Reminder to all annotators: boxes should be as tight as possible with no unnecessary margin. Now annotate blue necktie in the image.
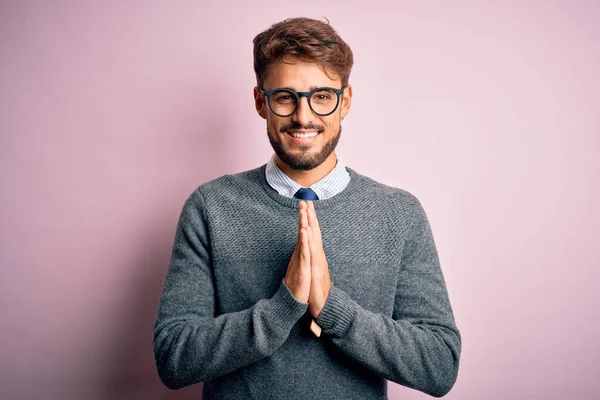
[294,188,319,200]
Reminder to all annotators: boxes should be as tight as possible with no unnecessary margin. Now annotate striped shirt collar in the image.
[265,153,351,200]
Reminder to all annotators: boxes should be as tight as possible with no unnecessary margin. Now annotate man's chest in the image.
[206,210,406,317]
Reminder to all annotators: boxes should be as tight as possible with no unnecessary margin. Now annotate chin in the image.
[279,148,332,171]
[267,126,341,171]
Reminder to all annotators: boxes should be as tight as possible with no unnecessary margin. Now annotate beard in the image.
[267,125,342,171]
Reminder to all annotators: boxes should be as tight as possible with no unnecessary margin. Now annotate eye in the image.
[273,92,296,103]
[312,90,334,102]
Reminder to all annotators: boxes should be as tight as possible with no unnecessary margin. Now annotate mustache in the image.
[280,123,324,133]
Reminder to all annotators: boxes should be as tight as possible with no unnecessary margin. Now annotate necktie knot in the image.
[294,188,319,200]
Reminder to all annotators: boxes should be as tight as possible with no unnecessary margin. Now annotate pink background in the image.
[1,1,599,399]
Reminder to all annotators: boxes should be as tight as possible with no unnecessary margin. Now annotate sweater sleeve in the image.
[153,190,308,390]
[315,197,461,397]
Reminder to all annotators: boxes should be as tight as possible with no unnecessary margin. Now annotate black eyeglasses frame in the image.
[260,86,346,117]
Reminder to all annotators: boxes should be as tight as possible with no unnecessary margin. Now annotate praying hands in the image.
[284,200,331,320]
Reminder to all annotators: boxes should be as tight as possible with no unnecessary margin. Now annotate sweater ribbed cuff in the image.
[263,280,309,330]
[316,286,357,338]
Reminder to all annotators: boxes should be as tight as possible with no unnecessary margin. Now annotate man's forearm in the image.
[316,286,461,397]
[154,280,307,389]
[154,190,308,389]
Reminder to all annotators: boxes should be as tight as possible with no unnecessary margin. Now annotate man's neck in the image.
[275,153,338,187]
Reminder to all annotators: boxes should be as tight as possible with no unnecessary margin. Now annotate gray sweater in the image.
[154,165,461,399]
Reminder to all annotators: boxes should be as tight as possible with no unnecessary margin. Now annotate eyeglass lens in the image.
[269,89,339,116]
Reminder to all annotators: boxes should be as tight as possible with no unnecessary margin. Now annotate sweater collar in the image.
[265,153,351,200]
[258,163,365,210]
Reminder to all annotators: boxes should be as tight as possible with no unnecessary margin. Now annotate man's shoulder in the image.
[186,164,266,202]
[348,167,421,207]
[348,168,430,228]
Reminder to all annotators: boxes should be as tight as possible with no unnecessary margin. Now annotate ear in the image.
[253,87,267,120]
[340,84,353,119]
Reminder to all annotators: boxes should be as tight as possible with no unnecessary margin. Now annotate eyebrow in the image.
[278,86,323,92]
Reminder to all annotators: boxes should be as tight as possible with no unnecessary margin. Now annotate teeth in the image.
[289,131,319,138]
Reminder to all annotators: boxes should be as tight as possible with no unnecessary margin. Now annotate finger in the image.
[298,201,305,229]
[306,225,321,271]
[300,206,309,230]
[307,201,322,241]
[296,201,306,245]
[298,200,306,211]
[299,228,311,268]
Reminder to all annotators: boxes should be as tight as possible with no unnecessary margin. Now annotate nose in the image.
[292,96,314,126]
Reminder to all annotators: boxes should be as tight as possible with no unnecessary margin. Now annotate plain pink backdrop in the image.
[1,1,599,399]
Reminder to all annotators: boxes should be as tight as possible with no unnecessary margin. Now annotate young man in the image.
[154,17,461,399]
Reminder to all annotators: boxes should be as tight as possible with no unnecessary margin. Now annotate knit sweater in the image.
[153,165,461,399]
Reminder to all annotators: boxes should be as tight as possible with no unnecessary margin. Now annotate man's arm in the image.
[153,190,308,390]
[313,198,461,397]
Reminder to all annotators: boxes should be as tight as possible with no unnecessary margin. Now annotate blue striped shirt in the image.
[265,153,351,200]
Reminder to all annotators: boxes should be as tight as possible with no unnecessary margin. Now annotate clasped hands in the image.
[284,200,331,319]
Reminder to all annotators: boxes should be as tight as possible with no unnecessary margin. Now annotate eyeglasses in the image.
[260,87,345,118]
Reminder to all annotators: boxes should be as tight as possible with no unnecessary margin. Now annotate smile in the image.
[287,131,320,139]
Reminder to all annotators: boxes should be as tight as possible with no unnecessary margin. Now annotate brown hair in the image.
[253,17,354,88]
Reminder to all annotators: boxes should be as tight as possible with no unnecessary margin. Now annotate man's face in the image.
[254,61,352,171]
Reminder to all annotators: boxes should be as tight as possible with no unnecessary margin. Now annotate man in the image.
[154,17,461,399]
